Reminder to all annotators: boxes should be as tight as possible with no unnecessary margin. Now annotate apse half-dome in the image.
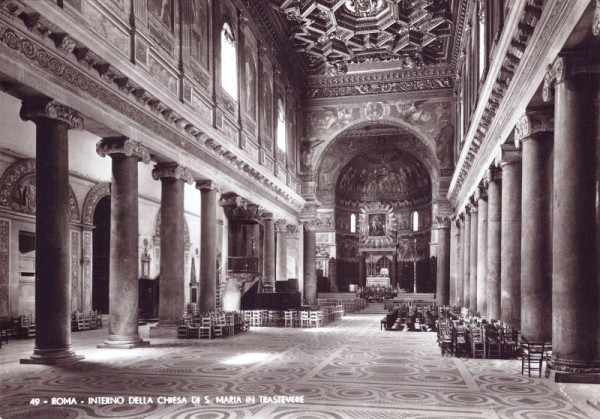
[336,149,431,203]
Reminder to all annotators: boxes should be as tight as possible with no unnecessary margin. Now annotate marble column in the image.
[436,216,451,305]
[263,214,275,287]
[476,187,488,316]
[485,167,502,321]
[469,201,479,312]
[275,219,287,282]
[303,221,318,305]
[500,145,522,328]
[96,138,151,349]
[20,99,84,364]
[462,212,471,308]
[455,217,464,307]
[198,181,218,312]
[544,55,600,374]
[358,252,366,288]
[516,110,553,343]
[153,164,193,326]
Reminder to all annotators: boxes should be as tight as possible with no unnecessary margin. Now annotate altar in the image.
[366,276,390,287]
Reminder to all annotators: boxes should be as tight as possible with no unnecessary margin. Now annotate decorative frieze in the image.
[152,164,194,184]
[96,137,151,164]
[20,98,84,129]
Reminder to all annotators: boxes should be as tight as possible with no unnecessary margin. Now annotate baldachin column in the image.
[20,99,84,364]
[97,138,151,349]
[515,110,553,343]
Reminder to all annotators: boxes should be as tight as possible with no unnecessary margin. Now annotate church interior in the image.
[0,0,599,417]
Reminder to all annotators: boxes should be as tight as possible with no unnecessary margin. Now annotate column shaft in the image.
[469,209,478,312]
[263,218,275,286]
[477,197,488,315]
[486,176,502,320]
[303,225,317,304]
[449,222,458,306]
[276,222,287,282]
[462,212,471,309]
[103,153,145,347]
[456,221,464,306]
[200,186,217,312]
[159,178,185,323]
[27,118,81,363]
[436,225,451,305]
[500,160,522,328]
[521,132,553,342]
[550,72,599,371]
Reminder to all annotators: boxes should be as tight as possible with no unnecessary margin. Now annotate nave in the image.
[0,307,598,419]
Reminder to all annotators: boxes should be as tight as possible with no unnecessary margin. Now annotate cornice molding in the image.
[20,98,84,129]
[96,137,151,164]
[0,2,305,215]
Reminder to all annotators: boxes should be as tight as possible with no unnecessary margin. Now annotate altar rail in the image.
[384,293,435,310]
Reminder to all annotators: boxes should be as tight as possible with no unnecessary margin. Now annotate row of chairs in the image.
[178,311,248,339]
[437,319,519,359]
[71,310,103,332]
[240,306,344,328]
[317,299,366,313]
[0,315,35,344]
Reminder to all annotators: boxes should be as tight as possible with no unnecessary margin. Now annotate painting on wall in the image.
[368,213,386,237]
[149,0,173,32]
[245,49,257,121]
[189,0,209,69]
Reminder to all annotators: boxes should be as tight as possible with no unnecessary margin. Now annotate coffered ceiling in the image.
[246,0,468,98]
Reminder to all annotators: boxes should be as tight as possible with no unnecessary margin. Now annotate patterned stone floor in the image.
[0,310,599,418]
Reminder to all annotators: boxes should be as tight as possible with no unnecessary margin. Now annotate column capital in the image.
[261,212,274,222]
[286,224,299,237]
[454,216,463,229]
[483,166,502,186]
[20,98,84,129]
[514,108,554,147]
[152,163,194,184]
[475,182,488,202]
[499,144,522,167]
[436,215,452,229]
[196,180,219,192]
[301,218,321,231]
[96,137,151,164]
[466,201,477,214]
[275,219,287,232]
[543,52,600,102]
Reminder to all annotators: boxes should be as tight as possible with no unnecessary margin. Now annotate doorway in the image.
[92,196,110,314]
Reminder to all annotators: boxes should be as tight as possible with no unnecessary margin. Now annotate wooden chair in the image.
[453,325,468,357]
[470,325,485,358]
[309,311,323,328]
[20,314,36,339]
[284,310,295,328]
[300,311,310,328]
[199,316,212,339]
[212,315,227,338]
[178,318,190,339]
[485,325,502,359]
[520,337,547,377]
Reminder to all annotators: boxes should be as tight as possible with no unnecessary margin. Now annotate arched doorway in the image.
[92,196,110,313]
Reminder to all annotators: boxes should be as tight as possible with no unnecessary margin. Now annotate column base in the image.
[20,347,84,365]
[97,336,150,349]
[546,358,600,383]
[148,325,178,339]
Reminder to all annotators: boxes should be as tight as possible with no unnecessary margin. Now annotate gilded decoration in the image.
[0,159,80,221]
[358,202,396,248]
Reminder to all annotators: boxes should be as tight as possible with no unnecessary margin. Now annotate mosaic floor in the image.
[1,307,599,419]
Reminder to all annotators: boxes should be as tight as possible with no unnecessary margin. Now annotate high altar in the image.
[366,256,392,287]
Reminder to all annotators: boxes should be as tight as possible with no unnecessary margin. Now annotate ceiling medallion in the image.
[344,0,385,17]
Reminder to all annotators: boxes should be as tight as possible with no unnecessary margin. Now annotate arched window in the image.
[220,21,238,100]
[350,214,356,233]
[411,211,419,232]
[276,98,286,152]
